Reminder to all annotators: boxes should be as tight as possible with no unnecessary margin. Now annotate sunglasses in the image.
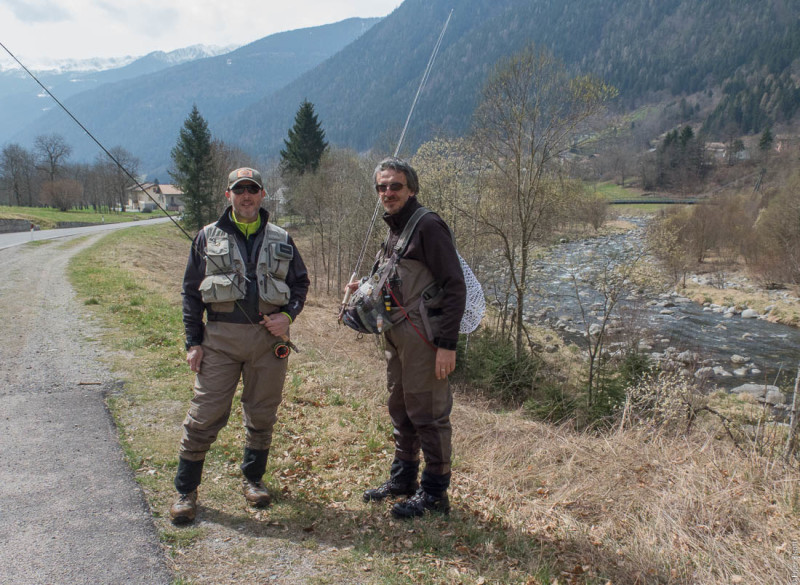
[375,182,406,194]
[231,184,261,195]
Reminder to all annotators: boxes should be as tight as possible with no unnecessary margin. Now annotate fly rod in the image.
[0,40,299,354]
[338,8,453,322]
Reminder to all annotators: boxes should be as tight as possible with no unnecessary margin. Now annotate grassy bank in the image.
[69,223,798,584]
[0,204,158,229]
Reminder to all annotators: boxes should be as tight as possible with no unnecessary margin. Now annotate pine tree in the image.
[759,126,774,152]
[280,100,328,176]
[170,105,215,231]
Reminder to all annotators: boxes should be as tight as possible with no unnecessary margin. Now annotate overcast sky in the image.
[0,0,400,69]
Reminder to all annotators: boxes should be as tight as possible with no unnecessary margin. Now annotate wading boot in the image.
[363,458,419,502]
[391,488,450,518]
[241,447,271,507]
[392,470,451,518]
[242,478,271,507]
[169,490,198,525]
[171,457,204,524]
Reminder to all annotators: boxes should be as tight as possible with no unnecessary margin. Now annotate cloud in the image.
[5,0,71,23]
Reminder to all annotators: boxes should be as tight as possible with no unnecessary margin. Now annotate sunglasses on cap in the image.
[375,182,406,194]
[231,184,261,195]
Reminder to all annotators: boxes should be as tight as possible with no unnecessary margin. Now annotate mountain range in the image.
[4,0,800,180]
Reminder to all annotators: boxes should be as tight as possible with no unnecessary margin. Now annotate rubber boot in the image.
[391,471,451,518]
[241,447,271,507]
[363,458,419,502]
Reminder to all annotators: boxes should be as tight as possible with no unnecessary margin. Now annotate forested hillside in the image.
[227,0,800,162]
[9,18,379,176]
[6,0,800,175]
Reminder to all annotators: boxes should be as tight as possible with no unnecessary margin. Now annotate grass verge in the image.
[68,223,799,584]
[0,204,164,228]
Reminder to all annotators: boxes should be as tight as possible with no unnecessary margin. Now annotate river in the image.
[515,217,800,392]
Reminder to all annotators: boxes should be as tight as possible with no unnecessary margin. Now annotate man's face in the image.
[376,169,414,215]
[225,181,264,222]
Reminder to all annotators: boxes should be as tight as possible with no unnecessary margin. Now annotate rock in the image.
[695,367,714,379]
[731,383,786,405]
[730,354,749,364]
[677,350,699,364]
[713,366,732,377]
[733,368,748,377]
[740,309,759,319]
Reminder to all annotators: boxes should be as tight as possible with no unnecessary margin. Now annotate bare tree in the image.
[94,147,140,212]
[0,143,36,206]
[569,246,645,405]
[289,148,375,295]
[41,179,82,211]
[470,45,616,356]
[34,134,72,184]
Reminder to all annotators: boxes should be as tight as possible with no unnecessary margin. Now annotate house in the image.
[127,182,184,212]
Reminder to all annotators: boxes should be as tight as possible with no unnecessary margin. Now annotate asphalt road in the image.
[0,227,172,584]
[0,215,174,250]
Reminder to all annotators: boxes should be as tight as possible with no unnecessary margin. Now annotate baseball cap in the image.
[228,167,263,190]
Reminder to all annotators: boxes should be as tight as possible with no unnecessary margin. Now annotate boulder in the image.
[731,383,786,405]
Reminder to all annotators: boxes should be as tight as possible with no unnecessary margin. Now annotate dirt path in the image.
[0,236,172,584]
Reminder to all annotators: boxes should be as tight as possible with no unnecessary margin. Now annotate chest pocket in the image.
[206,235,236,271]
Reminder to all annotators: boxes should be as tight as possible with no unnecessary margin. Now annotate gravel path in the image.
[0,235,172,584]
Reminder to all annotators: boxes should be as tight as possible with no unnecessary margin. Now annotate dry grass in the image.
[70,223,799,585]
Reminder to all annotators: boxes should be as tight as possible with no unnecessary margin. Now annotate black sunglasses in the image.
[375,182,406,194]
[231,184,261,195]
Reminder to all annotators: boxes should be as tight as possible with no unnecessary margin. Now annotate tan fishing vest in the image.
[199,222,292,308]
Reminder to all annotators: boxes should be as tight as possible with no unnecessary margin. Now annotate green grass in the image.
[0,204,162,229]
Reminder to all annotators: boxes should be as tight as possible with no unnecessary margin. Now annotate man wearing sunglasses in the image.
[355,157,466,518]
[169,167,309,524]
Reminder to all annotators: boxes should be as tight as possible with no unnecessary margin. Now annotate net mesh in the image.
[458,253,485,334]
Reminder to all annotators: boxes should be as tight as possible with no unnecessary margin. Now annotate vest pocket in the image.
[206,236,235,270]
[199,273,245,303]
[259,274,291,305]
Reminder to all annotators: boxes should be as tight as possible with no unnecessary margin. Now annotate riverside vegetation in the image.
[67,223,798,585]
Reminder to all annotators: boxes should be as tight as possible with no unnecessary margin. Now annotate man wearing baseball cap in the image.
[169,167,310,524]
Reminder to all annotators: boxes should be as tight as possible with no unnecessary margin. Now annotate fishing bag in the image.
[341,207,485,335]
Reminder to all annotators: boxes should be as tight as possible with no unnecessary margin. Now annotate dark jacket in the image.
[182,207,310,348]
[382,197,466,350]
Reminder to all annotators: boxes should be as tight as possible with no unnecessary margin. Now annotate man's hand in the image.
[186,345,204,373]
[435,348,456,380]
[260,312,291,337]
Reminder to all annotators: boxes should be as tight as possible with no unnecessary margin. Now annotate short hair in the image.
[373,157,419,195]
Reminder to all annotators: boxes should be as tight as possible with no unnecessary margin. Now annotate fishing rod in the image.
[0,40,299,356]
[337,8,453,322]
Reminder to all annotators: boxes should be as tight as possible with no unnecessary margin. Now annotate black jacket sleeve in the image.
[182,230,207,349]
[415,214,467,349]
[280,235,310,322]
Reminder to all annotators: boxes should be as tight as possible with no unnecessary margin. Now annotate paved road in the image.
[0,228,172,584]
[0,215,174,250]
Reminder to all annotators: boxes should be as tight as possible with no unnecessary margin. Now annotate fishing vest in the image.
[198,222,293,308]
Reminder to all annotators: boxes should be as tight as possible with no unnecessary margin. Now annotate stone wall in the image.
[0,219,35,234]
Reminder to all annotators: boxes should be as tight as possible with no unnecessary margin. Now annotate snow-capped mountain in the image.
[0,44,237,74]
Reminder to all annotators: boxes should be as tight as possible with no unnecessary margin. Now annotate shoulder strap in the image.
[393,207,432,257]
[264,222,288,244]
